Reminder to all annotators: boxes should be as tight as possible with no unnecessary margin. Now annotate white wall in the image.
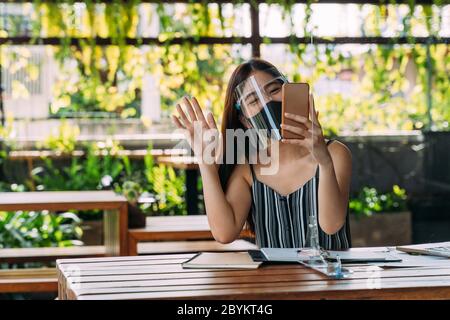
[3,46,56,120]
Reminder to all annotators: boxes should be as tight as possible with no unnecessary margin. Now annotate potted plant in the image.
[349,185,412,247]
[121,181,147,228]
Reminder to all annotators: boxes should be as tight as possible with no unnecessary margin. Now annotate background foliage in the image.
[349,185,408,218]
[0,2,447,131]
[0,210,83,248]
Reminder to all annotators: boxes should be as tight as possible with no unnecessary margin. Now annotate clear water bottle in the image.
[303,206,323,264]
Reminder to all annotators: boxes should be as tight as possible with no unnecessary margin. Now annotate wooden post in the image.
[104,204,129,256]
[250,3,261,58]
[127,233,138,256]
[27,157,35,190]
[425,39,433,130]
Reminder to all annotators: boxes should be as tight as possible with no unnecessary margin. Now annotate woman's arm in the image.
[317,141,352,234]
[280,94,352,235]
[200,164,252,243]
[173,96,252,243]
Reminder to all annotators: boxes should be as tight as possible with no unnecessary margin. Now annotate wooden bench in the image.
[0,268,57,293]
[0,246,105,264]
[128,215,254,256]
[0,191,129,256]
[0,190,129,294]
[0,246,107,294]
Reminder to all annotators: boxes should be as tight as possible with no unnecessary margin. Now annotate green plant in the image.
[32,141,126,191]
[29,140,131,220]
[121,181,142,205]
[142,149,186,215]
[149,164,186,216]
[349,185,408,218]
[0,210,83,249]
[35,121,80,154]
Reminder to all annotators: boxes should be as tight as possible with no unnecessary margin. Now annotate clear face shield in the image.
[234,67,288,148]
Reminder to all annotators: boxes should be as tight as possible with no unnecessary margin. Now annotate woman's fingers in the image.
[182,96,198,122]
[281,138,307,146]
[280,124,311,138]
[172,115,185,129]
[284,113,312,129]
[206,112,218,129]
[309,94,321,127]
[175,96,219,148]
[282,114,322,138]
[191,97,207,124]
[176,103,191,128]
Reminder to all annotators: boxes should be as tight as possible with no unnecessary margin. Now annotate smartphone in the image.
[281,83,310,139]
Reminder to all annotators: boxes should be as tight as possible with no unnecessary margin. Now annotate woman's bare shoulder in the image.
[327,139,352,160]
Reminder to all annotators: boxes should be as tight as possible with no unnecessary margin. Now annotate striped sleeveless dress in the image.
[249,140,351,250]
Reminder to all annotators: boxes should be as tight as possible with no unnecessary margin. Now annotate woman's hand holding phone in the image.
[281,94,332,166]
[172,96,221,167]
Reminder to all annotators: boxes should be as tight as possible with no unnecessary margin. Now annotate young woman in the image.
[172,58,352,250]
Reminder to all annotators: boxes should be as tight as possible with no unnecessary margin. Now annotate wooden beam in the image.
[0,36,448,46]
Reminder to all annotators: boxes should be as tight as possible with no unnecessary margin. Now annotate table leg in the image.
[186,169,200,215]
[56,266,65,300]
[104,204,129,256]
[128,234,138,256]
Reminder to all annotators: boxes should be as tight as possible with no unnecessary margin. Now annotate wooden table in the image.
[56,248,450,300]
[127,215,254,256]
[0,191,129,256]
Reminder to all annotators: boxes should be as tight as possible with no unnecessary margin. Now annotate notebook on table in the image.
[396,242,450,258]
[182,252,262,270]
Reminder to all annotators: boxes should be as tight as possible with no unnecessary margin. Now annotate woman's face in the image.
[255,70,284,102]
[238,70,284,127]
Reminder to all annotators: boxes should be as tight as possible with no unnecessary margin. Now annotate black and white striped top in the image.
[249,140,351,250]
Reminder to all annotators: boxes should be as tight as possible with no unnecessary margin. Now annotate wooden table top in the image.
[0,190,127,211]
[57,249,450,300]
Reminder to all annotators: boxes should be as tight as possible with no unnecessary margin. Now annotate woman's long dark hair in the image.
[218,58,284,235]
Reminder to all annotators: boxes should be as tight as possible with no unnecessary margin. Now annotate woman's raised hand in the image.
[280,94,332,166]
[172,96,221,165]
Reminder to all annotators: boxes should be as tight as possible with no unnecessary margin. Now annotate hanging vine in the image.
[0,0,447,132]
